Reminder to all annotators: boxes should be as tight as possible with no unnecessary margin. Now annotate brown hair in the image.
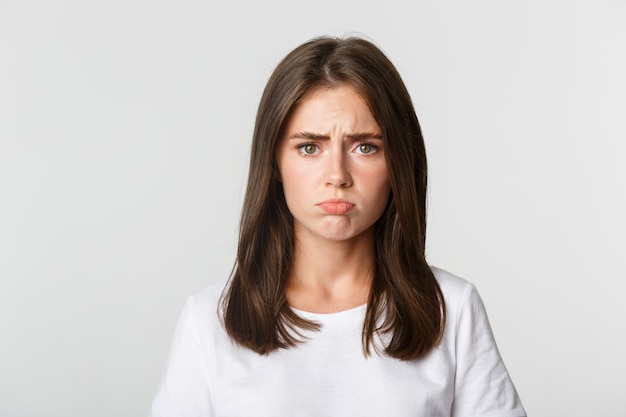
[221,36,445,360]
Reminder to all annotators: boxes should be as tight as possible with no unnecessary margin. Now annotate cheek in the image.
[278,154,322,188]
[281,179,301,204]
[364,165,391,199]
[279,163,313,206]
[374,184,391,213]
[372,174,392,217]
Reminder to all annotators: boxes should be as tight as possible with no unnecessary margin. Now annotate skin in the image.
[275,85,390,313]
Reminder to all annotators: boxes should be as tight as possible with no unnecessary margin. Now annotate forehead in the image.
[283,85,379,133]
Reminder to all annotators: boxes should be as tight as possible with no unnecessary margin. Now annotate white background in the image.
[1,0,625,416]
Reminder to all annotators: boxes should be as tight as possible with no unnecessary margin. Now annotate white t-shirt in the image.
[150,267,526,417]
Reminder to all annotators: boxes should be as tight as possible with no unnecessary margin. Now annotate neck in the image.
[286,226,376,313]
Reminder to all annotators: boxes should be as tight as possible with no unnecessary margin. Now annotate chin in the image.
[319,228,371,242]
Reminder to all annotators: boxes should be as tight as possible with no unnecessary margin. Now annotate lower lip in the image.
[319,202,355,215]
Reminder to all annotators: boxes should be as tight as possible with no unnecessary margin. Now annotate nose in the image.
[326,148,352,188]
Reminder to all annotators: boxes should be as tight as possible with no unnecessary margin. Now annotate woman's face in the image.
[275,85,390,244]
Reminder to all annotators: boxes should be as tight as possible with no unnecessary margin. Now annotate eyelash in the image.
[355,142,379,155]
[296,142,320,156]
[296,142,380,156]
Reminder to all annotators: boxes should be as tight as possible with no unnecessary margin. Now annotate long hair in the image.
[221,36,445,360]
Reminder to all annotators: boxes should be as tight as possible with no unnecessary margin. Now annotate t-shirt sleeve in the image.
[451,284,526,417]
[150,297,213,417]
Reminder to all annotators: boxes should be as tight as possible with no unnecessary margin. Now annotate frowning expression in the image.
[276,85,391,243]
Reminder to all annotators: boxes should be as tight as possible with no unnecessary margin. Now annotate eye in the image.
[356,143,378,155]
[298,143,319,156]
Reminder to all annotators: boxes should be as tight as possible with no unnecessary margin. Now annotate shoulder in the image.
[429,266,489,331]
[430,265,476,304]
[430,267,527,416]
[190,278,228,310]
[180,278,229,336]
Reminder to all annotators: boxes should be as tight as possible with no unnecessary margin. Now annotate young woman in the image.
[151,36,526,417]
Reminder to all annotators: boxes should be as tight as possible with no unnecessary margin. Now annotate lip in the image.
[318,198,355,215]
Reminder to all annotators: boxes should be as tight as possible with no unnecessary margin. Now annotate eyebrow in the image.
[287,131,383,140]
